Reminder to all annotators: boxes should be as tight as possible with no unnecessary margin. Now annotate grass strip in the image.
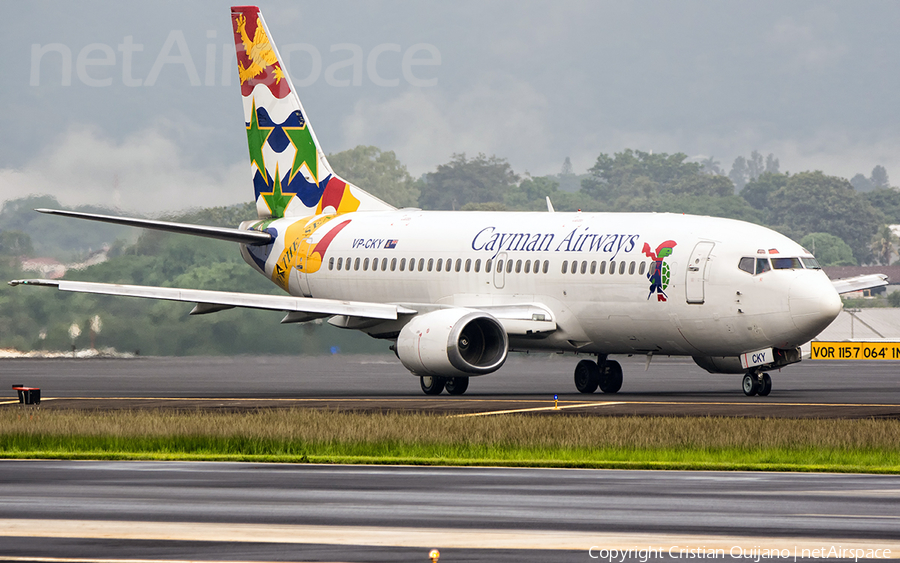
[0,409,897,473]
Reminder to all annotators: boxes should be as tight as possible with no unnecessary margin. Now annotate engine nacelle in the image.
[692,355,745,374]
[396,309,509,377]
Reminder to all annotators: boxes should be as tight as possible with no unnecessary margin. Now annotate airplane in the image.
[9,5,882,397]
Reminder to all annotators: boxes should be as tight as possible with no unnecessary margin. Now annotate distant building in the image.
[824,265,900,298]
[19,257,66,279]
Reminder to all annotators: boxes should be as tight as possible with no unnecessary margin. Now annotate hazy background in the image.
[2,0,898,213]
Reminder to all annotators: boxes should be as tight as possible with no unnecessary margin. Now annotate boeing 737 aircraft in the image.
[10,6,883,396]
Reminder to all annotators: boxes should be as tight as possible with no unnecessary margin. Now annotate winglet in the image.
[546,196,555,213]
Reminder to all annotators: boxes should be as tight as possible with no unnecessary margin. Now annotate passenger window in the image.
[590,261,597,274]
[561,260,568,274]
[399,258,406,271]
[456,258,462,272]
[436,258,442,271]
[619,261,626,274]
[382,258,388,271]
[475,259,482,272]
[363,258,369,270]
[524,260,531,274]
[639,261,646,275]
[738,257,754,274]
[542,260,549,274]
[609,260,616,274]
[354,257,361,271]
[506,260,513,274]
[391,258,397,271]
[336,257,343,270]
[329,257,334,270]
[628,261,635,275]
[465,258,471,273]
[772,257,803,270]
[446,259,452,272]
[485,259,492,273]
[756,258,771,274]
[515,260,522,273]
[801,257,821,269]
[581,261,587,274]
[599,261,606,274]
[418,258,425,272]
[497,260,504,273]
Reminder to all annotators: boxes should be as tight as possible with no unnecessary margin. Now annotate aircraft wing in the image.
[831,274,889,295]
[34,209,273,245]
[9,279,416,321]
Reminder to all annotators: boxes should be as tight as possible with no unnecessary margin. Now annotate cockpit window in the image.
[772,257,803,270]
[801,257,821,269]
[738,257,754,274]
[755,258,771,275]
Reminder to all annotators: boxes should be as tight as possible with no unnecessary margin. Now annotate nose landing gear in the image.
[742,371,772,396]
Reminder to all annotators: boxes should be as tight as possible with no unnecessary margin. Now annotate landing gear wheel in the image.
[742,373,760,396]
[420,375,446,395]
[599,360,623,394]
[445,377,469,395]
[758,373,772,396]
[574,360,600,393]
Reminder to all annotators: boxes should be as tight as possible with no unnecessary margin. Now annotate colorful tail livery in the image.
[232,5,393,219]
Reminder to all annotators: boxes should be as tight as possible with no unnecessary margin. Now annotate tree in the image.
[418,153,519,210]
[328,145,420,208]
[504,175,559,210]
[871,165,890,189]
[800,233,856,266]
[871,225,897,266]
[765,154,780,174]
[850,173,875,192]
[864,188,900,224]
[0,230,33,257]
[740,172,789,214]
[580,149,704,202]
[729,156,749,191]
[767,171,884,264]
[700,156,723,176]
[560,157,574,176]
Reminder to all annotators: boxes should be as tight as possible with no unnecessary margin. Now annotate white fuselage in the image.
[241,210,842,358]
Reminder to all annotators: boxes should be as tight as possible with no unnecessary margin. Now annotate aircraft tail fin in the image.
[231,6,394,219]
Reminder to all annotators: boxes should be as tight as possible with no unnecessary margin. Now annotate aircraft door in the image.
[685,241,714,304]
[493,252,507,289]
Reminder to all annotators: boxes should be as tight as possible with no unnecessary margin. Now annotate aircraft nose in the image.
[789,273,842,339]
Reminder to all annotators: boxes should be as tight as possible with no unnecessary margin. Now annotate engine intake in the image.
[396,309,508,377]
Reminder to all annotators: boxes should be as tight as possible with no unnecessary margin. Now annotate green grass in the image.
[0,409,898,473]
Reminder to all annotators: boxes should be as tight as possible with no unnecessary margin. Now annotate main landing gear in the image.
[420,375,469,396]
[742,372,772,397]
[574,357,623,394]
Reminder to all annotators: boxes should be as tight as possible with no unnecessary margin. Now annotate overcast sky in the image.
[1,0,898,213]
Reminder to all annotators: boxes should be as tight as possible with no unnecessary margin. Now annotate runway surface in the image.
[0,460,899,562]
[1,354,899,417]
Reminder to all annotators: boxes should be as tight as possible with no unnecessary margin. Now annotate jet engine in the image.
[396,309,509,377]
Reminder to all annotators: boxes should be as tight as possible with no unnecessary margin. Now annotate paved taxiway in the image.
[1,356,899,561]
[1,354,898,417]
[0,461,899,562]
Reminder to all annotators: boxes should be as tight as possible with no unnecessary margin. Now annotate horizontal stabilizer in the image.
[831,273,889,295]
[36,208,273,245]
[9,279,416,321]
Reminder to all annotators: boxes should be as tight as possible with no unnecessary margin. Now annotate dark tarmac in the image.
[2,353,898,418]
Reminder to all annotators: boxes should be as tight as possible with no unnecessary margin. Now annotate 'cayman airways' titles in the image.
[471,226,640,260]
